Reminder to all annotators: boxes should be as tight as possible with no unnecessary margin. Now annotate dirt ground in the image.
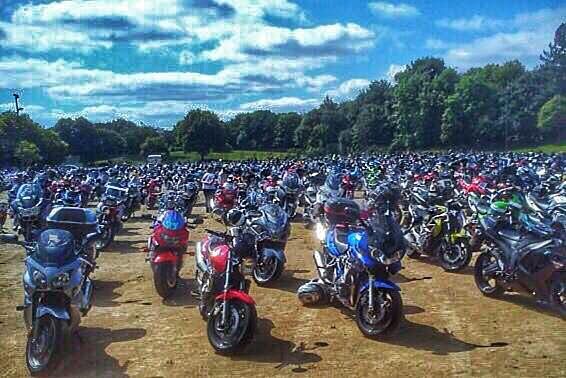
[0,196,564,377]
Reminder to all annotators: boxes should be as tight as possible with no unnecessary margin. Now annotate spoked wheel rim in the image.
[550,278,566,313]
[253,256,279,283]
[440,241,470,270]
[95,228,111,249]
[211,302,250,347]
[357,291,394,333]
[27,317,57,371]
[475,253,501,294]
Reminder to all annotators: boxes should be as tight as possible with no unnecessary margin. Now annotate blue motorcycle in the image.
[4,208,99,375]
[299,198,405,338]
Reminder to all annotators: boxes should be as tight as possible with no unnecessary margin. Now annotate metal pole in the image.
[13,93,23,116]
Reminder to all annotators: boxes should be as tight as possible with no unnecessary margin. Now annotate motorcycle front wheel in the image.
[207,300,256,355]
[474,252,504,297]
[95,227,114,251]
[153,263,177,299]
[355,289,403,339]
[252,256,283,286]
[438,239,472,272]
[549,272,566,317]
[26,315,63,376]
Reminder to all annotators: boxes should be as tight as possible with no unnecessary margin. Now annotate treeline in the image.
[175,23,564,156]
[1,24,564,166]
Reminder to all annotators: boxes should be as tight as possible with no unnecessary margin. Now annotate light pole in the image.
[13,93,24,116]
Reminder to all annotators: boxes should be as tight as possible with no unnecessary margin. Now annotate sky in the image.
[0,0,564,128]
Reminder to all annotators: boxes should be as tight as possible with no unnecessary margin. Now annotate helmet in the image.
[297,280,327,306]
[226,208,244,227]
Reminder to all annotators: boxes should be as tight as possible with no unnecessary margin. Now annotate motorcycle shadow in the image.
[104,240,146,254]
[266,269,311,294]
[393,272,433,284]
[55,326,147,377]
[93,280,125,308]
[232,318,327,373]
[491,293,563,319]
[341,304,508,355]
[161,278,198,308]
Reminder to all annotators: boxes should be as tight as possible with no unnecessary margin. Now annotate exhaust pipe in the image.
[195,242,208,274]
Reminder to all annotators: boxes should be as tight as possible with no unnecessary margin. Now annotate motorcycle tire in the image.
[355,289,403,339]
[153,263,177,299]
[549,272,566,317]
[474,252,504,297]
[252,257,283,286]
[207,300,256,355]
[26,315,63,377]
[438,239,472,272]
[95,227,114,252]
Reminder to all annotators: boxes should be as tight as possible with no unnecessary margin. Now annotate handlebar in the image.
[204,228,233,241]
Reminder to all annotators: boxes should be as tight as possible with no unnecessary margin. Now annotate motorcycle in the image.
[94,195,123,251]
[13,183,48,242]
[299,197,405,338]
[194,228,257,354]
[474,212,565,316]
[211,182,237,221]
[10,207,99,375]
[147,210,189,299]
[276,172,301,218]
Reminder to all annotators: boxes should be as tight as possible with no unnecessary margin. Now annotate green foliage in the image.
[174,109,226,159]
[537,95,566,141]
[140,135,169,156]
[14,140,41,166]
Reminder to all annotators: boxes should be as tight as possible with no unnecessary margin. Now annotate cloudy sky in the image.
[0,0,564,127]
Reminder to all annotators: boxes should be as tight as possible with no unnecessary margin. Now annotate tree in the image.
[140,135,169,156]
[274,113,302,149]
[175,109,226,159]
[537,95,566,141]
[14,140,41,166]
[541,23,566,94]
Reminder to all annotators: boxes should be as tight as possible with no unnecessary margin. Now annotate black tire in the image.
[95,227,114,251]
[356,289,403,339]
[153,263,177,299]
[252,256,284,286]
[207,300,256,355]
[549,272,566,317]
[474,252,504,297]
[26,315,63,376]
[438,239,472,272]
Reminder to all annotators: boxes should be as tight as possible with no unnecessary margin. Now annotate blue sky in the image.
[0,0,564,128]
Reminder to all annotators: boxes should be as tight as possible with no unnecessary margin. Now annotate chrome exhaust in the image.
[313,250,328,281]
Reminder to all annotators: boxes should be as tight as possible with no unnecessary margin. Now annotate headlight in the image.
[315,223,326,241]
[32,270,47,287]
[52,272,71,288]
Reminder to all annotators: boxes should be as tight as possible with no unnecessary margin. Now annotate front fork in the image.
[368,276,374,312]
[220,252,232,328]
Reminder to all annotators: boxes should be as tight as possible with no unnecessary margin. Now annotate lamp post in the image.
[13,93,24,116]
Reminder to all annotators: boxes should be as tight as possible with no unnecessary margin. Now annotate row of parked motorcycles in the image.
[0,152,564,375]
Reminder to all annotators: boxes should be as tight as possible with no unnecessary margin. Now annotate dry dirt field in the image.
[0,197,564,377]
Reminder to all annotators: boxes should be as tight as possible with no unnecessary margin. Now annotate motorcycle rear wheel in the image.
[153,263,177,299]
[356,289,402,339]
[26,315,63,376]
[474,252,504,297]
[207,300,256,355]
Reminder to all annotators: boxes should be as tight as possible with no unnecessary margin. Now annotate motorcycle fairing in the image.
[215,289,255,305]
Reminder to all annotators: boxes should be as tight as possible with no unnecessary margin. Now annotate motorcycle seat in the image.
[497,229,522,242]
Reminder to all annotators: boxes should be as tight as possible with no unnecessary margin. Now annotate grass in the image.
[169,149,294,161]
[512,142,566,153]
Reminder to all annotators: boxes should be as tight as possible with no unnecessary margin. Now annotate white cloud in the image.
[431,7,565,69]
[436,15,503,32]
[386,64,406,82]
[326,78,370,99]
[425,38,452,50]
[239,97,320,112]
[369,2,420,18]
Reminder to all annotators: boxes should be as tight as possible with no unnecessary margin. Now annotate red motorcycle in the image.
[195,229,256,354]
[341,174,355,199]
[211,182,237,219]
[147,210,189,298]
[144,179,161,210]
